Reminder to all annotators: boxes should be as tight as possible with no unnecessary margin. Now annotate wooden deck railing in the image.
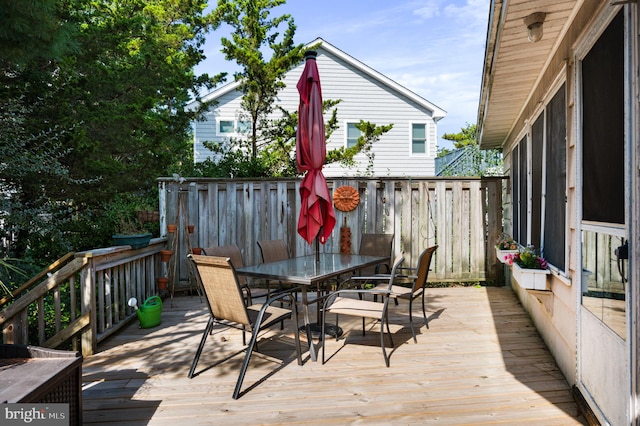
[0,239,166,356]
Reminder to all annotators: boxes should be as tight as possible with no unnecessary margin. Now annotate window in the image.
[544,84,566,270]
[346,123,360,148]
[412,123,427,154]
[510,83,567,271]
[531,114,544,249]
[581,11,624,225]
[237,120,251,135]
[518,135,528,246]
[218,119,252,136]
[512,143,521,242]
[218,120,234,135]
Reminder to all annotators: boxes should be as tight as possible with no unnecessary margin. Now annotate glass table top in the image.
[236,253,387,285]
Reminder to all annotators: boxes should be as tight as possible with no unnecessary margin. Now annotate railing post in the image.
[80,254,97,356]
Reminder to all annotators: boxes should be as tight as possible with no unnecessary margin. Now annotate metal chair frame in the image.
[188,255,302,399]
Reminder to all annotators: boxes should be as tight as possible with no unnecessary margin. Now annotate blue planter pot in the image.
[112,233,152,249]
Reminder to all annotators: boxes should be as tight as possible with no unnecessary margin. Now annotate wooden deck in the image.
[82,287,586,425]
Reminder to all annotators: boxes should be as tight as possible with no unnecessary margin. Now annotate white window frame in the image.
[217,118,235,136]
[410,122,428,156]
[217,118,252,137]
[345,122,361,148]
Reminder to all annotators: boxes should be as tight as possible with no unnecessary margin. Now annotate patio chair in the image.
[358,233,394,276]
[202,245,268,304]
[257,239,301,293]
[256,239,290,263]
[187,254,302,399]
[321,252,405,367]
[339,233,394,293]
[369,245,438,343]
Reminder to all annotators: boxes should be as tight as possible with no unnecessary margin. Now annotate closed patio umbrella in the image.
[296,51,336,260]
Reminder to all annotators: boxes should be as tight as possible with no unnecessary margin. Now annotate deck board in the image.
[82,287,586,425]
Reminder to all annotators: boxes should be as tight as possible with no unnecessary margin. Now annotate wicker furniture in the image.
[0,344,82,426]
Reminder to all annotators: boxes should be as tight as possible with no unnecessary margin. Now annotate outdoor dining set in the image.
[186,235,438,399]
[180,50,439,400]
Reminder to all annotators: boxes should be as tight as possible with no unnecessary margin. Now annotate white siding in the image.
[192,42,443,177]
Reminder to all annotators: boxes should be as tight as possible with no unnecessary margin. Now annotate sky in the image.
[193,0,490,151]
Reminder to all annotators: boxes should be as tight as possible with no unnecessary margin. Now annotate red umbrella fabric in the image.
[296,51,336,245]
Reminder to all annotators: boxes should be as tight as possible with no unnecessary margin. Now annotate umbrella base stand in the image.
[300,323,343,338]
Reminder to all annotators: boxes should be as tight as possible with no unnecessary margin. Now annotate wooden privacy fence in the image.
[160,177,506,289]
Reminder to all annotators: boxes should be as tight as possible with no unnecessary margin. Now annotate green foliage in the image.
[1,0,219,262]
[212,0,306,157]
[0,258,26,297]
[105,192,160,236]
[442,123,478,149]
[0,0,76,66]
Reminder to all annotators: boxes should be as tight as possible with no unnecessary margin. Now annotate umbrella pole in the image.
[315,234,320,263]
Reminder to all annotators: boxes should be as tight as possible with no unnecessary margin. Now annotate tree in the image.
[442,123,478,149]
[212,0,306,157]
[1,0,222,260]
[0,0,80,258]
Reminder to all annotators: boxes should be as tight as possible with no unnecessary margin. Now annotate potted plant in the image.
[495,234,519,263]
[157,277,169,291]
[160,249,173,262]
[506,246,550,290]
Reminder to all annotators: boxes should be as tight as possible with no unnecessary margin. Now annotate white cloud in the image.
[413,0,441,20]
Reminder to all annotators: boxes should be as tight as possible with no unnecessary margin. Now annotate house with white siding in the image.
[188,38,446,177]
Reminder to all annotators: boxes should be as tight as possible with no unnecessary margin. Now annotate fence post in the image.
[483,177,504,285]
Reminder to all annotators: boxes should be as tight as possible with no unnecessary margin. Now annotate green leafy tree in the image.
[0,0,80,258]
[1,0,222,260]
[442,123,478,148]
[212,0,306,157]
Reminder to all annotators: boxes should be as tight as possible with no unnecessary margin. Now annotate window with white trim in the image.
[411,123,427,154]
[346,122,360,148]
[217,118,252,136]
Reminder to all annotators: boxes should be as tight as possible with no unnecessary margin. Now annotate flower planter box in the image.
[512,262,550,290]
[495,246,518,264]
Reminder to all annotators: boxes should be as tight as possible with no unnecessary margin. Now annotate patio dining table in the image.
[236,253,388,362]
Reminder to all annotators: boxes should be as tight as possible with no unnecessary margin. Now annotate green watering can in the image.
[128,296,162,328]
